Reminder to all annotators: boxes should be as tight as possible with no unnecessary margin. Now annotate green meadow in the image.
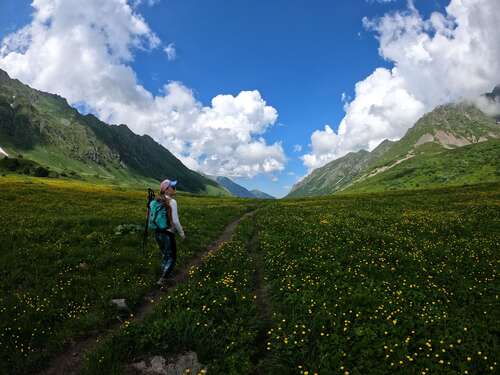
[1,176,499,374]
[0,176,258,374]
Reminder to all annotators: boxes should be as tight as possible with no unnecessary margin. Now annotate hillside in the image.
[0,68,223,194]
[288,99,500,197]
[343,139,500,193]
[288,139,394,198]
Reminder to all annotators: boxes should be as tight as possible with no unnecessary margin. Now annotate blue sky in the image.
[2,0,488,198]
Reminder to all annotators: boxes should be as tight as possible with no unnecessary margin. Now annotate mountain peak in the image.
[485,85,500,100]
[0,69,10,82]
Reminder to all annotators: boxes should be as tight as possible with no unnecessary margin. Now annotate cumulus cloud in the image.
[293,144,302,152]
[0,0,285,178]
[302,0,500,170]
[164,42,176,61]
[474,97,500,117]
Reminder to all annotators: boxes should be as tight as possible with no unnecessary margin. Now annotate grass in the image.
[82,218,261,374]
[0,175,258,374]
[346,139,500,193]
[2,176,499,374]
[259,183,500,374]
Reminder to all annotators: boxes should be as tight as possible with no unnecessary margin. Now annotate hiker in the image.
[154,179,185,286]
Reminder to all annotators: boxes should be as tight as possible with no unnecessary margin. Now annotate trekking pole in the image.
[142,188,155,255]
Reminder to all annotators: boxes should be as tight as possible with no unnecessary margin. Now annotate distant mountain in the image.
[205,175,274,199]
[288,140,393,198]
[250,189,275,199]
[207,176,255,198]
[0,68,225,194]
[287,94,500,198]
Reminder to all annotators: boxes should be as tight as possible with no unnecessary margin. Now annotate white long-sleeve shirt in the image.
[166,197,185,238]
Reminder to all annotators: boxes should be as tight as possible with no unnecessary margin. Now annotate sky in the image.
[0,0,499,197]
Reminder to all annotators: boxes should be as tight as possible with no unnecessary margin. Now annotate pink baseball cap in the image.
[160,179,177,193]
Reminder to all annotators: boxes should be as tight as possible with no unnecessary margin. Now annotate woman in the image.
[155,178,185,286]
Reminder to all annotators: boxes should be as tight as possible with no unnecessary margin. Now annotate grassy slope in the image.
[0,175,258,374]
[0,70,221,194]
[370,104,500,170]
[344,139,500,193]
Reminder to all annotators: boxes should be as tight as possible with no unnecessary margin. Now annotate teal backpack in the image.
[148,199,170,231]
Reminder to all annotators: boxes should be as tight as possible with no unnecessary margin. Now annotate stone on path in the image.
[130,352,206,374]
[110,298,129,311]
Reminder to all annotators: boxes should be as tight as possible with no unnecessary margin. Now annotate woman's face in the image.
[167,185,176,196]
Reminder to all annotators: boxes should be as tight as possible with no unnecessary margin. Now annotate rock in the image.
[131,361,147,371]
[110,298,129,311]
[129,352,206,375]
[150,356,166,373]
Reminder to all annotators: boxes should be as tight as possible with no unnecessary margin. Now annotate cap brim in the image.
[170,180,178,187]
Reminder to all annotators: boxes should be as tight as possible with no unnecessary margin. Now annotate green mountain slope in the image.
[0,68,222,193]
[288,99,500,198]
[343,139,500,193]
[369,103,500,170]
[287,139,394,198]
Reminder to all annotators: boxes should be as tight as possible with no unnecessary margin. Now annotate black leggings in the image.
[155,231,177,277]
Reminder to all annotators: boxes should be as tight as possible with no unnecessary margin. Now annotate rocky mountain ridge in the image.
[288,92,500,198]
[0,68,224,194]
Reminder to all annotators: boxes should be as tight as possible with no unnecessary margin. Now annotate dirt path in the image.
[39,209,257,375]
[248,228,275,375]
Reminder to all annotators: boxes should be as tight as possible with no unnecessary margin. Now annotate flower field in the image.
[0,176,257,374]
[258,183,499,374]
[1,176,499,374]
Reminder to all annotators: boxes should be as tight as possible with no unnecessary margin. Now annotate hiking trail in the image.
[248,227,275,375]
[40,209,257,375]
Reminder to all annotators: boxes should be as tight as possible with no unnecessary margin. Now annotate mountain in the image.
[250,189,275,199]
[206,175,274,199]
[0,68,225,194]
[287,139,394,198]
[208,176,254,198]
[343,139,500,193]
[287,97,500,198]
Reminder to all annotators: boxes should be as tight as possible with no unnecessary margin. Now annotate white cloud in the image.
[133,0,160,7]
[302,0,500,171]
[0,0,285,178]
[474,95,500,117]
[164,42,176,61]
[293,144,302,152]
